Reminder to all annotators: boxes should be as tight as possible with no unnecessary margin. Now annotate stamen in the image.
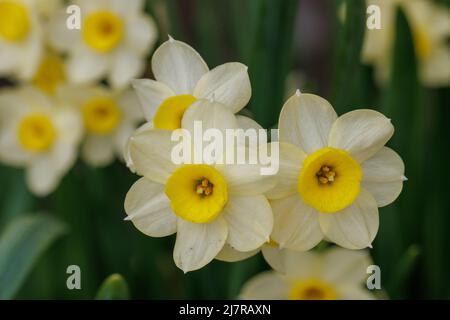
[195,178,214,197]
[316,165,336,185]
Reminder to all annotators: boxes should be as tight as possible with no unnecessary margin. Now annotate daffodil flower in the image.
[0,87,82,196]
[240,247,375,300]
[362,0,450,87]
[266,91,405,250]
[132,37,252,129]
[0,0,43,80]
[58,85,143,167]
[47,0,157,88]
[124,100,274,272]
[127,37,254,170]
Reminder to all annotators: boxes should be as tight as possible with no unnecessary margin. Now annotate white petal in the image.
[181,99,238,132]
[47,9,80,52]
[113,123,135,161]
[132,79,175,122]
[262,247,321,279]
[240,272,289,300]
[362,147,405,207]
[362,147,405,182]
[194,62,251,112]
[216,161,276,196]
[337,285,375,300]
[109,48,144,89]
[26,156,61,196]
[0,43,18,73]
[128,129,179,183]
[215,243,259,262]
[151,38,209,94]
[222,195,273,252]
[173,217,228,273]
[53,107,83,145]
[265,142,305,200]
[321,247,373,285]
[0,123,30,166]
[66,46,109,85]
[328,109,394,163]
[319,189,379,249]
[123,121,153,172]
[271,194,324,251]
[124,177,177,237]
[236,115,263,130]
[49,141,77,174]
[81,135,115,167]
[117,89,144,122]
[20,30,43,80]
[362,180,404,208]
[110,0,144,15]
[279,93,337,154]
[124,14,157,55]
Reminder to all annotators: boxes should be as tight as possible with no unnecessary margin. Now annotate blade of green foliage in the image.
[0,214,66,299]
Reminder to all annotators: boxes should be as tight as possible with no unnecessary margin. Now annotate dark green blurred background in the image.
[0,0,449,299]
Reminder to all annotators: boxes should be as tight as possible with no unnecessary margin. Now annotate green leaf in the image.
[95,274,130,300]
[386,245,421,298]
[330,0,367,112]
[0,214,66,299]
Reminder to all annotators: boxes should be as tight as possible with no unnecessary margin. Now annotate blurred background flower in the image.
[240,247,376,300]
[0,0,449,300]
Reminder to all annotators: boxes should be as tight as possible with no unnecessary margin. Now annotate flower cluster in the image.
[0,0,411,300]
[0,0,157,195]
[124,35,406,297]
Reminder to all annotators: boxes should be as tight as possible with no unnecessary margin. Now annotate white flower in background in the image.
[266,91,405,250]
[124,100,274,273]
[0,87,82,196]
[59,85,143,167]
[240,247,375,300]
[362,0,450,87]
[131,37,252,130]
[47,0,157,88]
[37,0,63,18]
[0,0,43,80]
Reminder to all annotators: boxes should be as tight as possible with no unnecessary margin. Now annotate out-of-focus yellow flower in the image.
[0,0,43,80]
[47,0,157,88]
[0,87,82,196]
[264,91,405,250]
[240,247,375,300]
[58,85,143,167]
[132,37,252,130]
[362,0,450,87]
[124,99,274,273]
[32,52,66,95]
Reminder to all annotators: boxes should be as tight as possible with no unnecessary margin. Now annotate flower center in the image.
[289,279,337,300]
[195,178,214,196]
[316,165,336,185]
[165,164,228,223]
[82,11,124,53]
[17,114,56,152]
[413,27,432,60]
[298,147,362,213]
[82,97,121,134]
[0,1,30,42]
[153,95,197,130]
[32,55,66,95]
